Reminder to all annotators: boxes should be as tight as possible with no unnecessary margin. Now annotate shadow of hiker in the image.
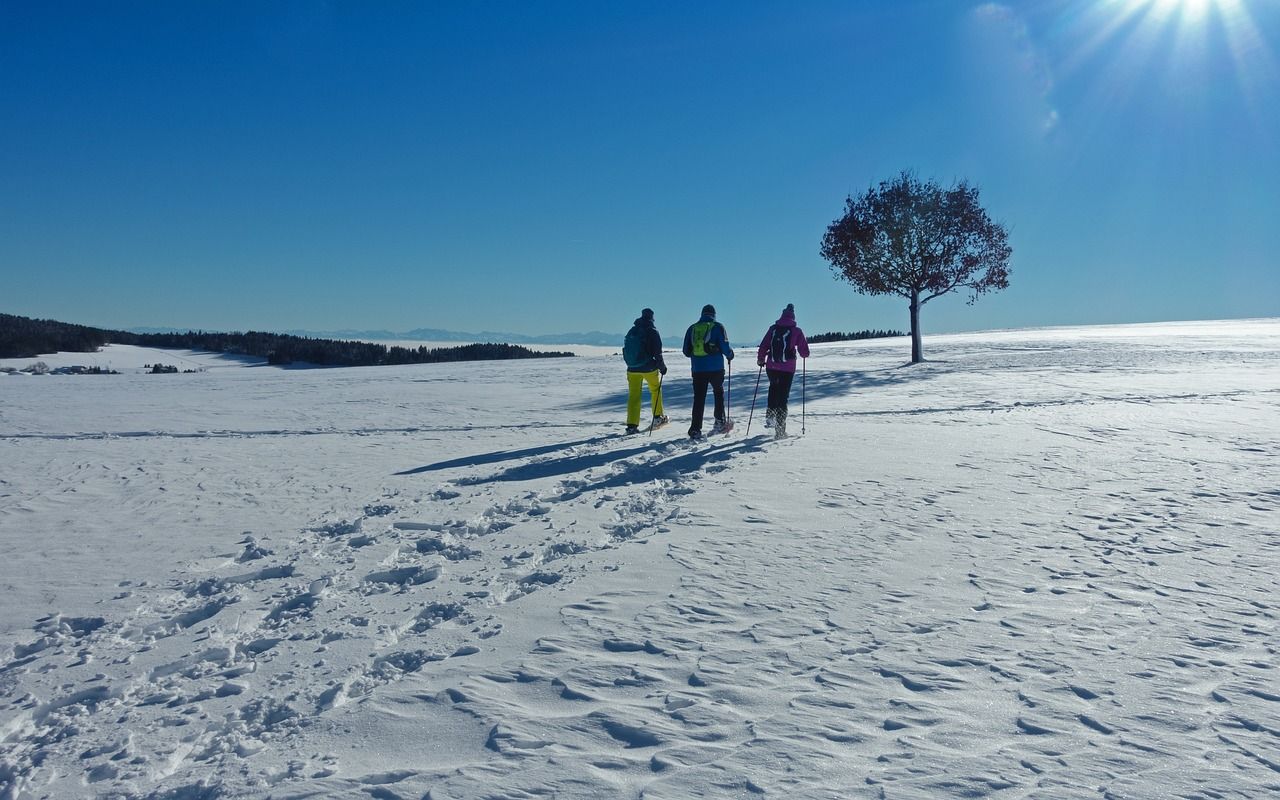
[456,437,769,499]
[451,442,658,486]
[561,438,769,501]
[394,434,615,476]
[571,361,937,414]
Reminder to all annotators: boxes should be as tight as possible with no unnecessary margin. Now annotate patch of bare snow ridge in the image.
[1,318,1277,799]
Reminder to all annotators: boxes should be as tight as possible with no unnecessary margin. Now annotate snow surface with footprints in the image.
[1,319,1278,799]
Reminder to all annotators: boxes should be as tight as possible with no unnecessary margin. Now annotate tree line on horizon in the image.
[0,313,110,358]
[807,329,904,344]
[0,313,573,366]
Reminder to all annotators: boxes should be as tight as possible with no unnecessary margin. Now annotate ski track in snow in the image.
[2,320,1279,799]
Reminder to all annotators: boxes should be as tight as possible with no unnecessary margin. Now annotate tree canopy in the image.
[820,171,1011,362]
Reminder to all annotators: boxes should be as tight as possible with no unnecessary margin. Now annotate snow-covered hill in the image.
[2,319,1277,799]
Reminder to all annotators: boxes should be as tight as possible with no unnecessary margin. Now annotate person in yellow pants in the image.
[622,308,669,434]
[627,369,664,431]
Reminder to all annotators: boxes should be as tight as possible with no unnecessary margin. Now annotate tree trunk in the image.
[909,290,922,363]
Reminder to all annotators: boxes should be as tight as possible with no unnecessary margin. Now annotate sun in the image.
[1073,0,1277,112]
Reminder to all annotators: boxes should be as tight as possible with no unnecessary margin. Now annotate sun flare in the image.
[1079,0,1277,113]
[1129,0,1244,22]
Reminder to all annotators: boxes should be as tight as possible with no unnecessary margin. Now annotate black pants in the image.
[690,370,725,434]
[766,369,795,412]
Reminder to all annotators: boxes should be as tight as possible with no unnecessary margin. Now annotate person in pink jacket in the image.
[756,303,810,439]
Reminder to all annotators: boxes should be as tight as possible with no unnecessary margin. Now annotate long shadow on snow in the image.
[455,438,768,500]
[394,435,617,475]
[571,363,938,413]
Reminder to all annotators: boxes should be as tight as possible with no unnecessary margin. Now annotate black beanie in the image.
[641,308,654,320]
[701,304,716,317]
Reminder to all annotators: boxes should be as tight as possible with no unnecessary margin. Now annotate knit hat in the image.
[782,303,795,317]
[641,308,654,321]
[701,304,716,317]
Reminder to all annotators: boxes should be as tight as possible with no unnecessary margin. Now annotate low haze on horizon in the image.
[3,1,1277,339]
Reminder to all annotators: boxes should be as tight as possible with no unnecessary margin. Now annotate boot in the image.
[764,408,775,429]
[774,409,787,439]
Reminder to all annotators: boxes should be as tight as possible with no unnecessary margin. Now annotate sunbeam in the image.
[1056,0,1277,125]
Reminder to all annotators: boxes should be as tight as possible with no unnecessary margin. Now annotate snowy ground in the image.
[1,319,1277,799]
[0,345,265,374]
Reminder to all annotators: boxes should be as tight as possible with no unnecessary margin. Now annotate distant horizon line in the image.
[7,309,1277,348]
[119,314,1278,346]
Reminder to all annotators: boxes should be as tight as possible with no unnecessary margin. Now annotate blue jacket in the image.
[683,314,734,373]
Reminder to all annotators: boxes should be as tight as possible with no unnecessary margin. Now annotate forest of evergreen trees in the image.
[808,329,904,344]
[0,313,574,366]
[0,313,111,358]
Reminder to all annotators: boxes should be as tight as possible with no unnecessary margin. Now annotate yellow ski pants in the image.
[626,370,664,426]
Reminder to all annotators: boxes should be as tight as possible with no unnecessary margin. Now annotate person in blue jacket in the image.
[682,304,735,438]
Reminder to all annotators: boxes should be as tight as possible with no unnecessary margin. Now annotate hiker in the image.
[622,308,668,434]
[682,303,735,438]
[756,303,810,439]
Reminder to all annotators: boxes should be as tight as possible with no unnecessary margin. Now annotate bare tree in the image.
[821,171,1011,363]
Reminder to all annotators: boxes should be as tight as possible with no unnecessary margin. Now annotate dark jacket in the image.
[626,316,667,373]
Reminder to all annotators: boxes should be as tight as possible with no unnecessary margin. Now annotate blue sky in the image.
[2,1,1277,338]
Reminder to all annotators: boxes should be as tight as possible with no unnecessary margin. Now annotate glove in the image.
[757,358,765,367]
[726,352,734,362]
[659,365,667,376]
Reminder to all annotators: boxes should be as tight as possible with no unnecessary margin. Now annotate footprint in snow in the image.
[363,564,442,589]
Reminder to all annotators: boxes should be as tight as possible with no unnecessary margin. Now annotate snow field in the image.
[1,319,1278,799]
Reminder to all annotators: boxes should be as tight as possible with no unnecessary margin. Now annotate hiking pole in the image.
[649,372,663,437]
[746,364,763,435]
[801,358,806,435]
[726,359,732,427]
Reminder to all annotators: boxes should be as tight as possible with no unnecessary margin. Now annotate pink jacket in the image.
[757,309,810,374]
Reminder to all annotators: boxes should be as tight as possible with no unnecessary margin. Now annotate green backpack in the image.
[690,321,722,357]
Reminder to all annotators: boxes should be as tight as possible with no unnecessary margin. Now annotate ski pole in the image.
[726,359,731,425]
[746,364,763,435]
[649,372,663,437]
[801,358,806,435]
